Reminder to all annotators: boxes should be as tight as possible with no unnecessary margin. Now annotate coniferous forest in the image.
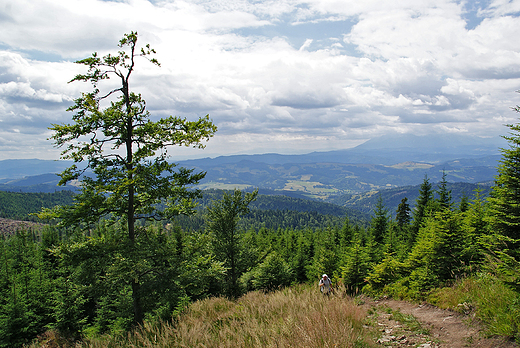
[3,133,520,346]
[2,32,520,347]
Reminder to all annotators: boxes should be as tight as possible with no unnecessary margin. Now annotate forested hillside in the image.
[0,180,490,226]
[0,190,74,221]
[327,181,492,214]
[187,158,497,197]
[0,188,369,236]
[0,156,498,197]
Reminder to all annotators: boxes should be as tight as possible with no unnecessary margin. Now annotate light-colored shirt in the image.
[319,278,331,293]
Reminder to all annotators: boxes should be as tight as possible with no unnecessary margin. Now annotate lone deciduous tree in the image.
[40,32,217,324]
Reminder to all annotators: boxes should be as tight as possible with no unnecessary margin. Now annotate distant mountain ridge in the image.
[0,134,504,197]
[0,159,71,180]
[179,133,505,167]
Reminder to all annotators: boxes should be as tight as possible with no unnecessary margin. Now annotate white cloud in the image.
[0,0,518,160]
[0,81,70,103]
[299,39,313,51]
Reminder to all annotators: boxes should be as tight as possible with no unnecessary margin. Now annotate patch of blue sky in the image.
[461,0,492,30]
[15,48,69,62]
[0,40,70,62]
[234,17,361,56]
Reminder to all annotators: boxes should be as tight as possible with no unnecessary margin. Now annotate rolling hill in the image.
[0,134,503,204]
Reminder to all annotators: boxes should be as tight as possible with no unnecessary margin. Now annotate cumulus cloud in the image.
[0,0,518,160]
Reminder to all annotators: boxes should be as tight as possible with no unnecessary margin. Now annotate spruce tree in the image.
[488,98,520,261]
[486,93,520,289]
[396,197,411,227]
[205,189,258,298]
[371,194,389,246]
[436,170,453,211]
[458,192,470,213]
[411,175,434,245]
[394,197,412,257]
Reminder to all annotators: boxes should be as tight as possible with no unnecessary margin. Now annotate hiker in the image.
[319,274,332,295]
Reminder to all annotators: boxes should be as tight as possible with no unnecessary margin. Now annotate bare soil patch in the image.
[0,217,44,236]
[362,297,518,348]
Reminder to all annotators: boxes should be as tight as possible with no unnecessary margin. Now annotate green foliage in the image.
[400,210,464,293]
[0,222,227,344]
[240,252,294,292]
[38,31,216,325]
[435,170,453,211]
[174,207,355,233]
[0,190,74,221]
[340,230,372,294]
[395,197,411,227]
[0,229,63,347]
[486,100,520,290]
[370,194,388,246]
[364,253,406,293]
[205,189,258,298]
[307,244,337,282]
[179,230,226,300]
[488,115,520,250]
[460,187,490,269]
[430,274,520,342]
[411,175,434,242]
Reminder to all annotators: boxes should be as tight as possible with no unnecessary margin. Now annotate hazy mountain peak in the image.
[355,133,504,151]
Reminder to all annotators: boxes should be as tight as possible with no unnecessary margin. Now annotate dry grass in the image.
[80,284,376,348]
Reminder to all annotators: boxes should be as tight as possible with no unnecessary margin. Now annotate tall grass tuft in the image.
[79,284,376,348]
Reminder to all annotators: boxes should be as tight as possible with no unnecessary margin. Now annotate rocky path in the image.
[363,297,518,348]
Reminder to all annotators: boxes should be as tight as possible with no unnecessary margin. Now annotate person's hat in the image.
[322,274,328,278]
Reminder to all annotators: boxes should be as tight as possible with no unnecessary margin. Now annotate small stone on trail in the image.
[418,343,432,348]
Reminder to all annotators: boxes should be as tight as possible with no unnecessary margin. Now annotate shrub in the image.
[240,252,294,292]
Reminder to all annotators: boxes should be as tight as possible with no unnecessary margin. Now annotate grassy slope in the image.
[58,284,377,348]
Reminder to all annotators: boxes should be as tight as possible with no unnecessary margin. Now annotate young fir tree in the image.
[458,192,470,213]
[340,229,372,294]
[436,170,453,211]
[411,175,434,245]
[488,119,520,256]
[39,32,217,325]
[487,97,520,289]
[371,194,389,246]
[205,189,258,299]
[394,197,412,257]
[396,197,411,227]
[406,208,467,292]
[462,187,490,268]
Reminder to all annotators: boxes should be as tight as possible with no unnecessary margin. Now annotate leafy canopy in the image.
[40,31,217,229]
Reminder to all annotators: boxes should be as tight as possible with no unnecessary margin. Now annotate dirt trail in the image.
[363,298,518,348]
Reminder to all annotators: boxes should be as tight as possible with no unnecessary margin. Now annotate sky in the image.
[0,0,519,161]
